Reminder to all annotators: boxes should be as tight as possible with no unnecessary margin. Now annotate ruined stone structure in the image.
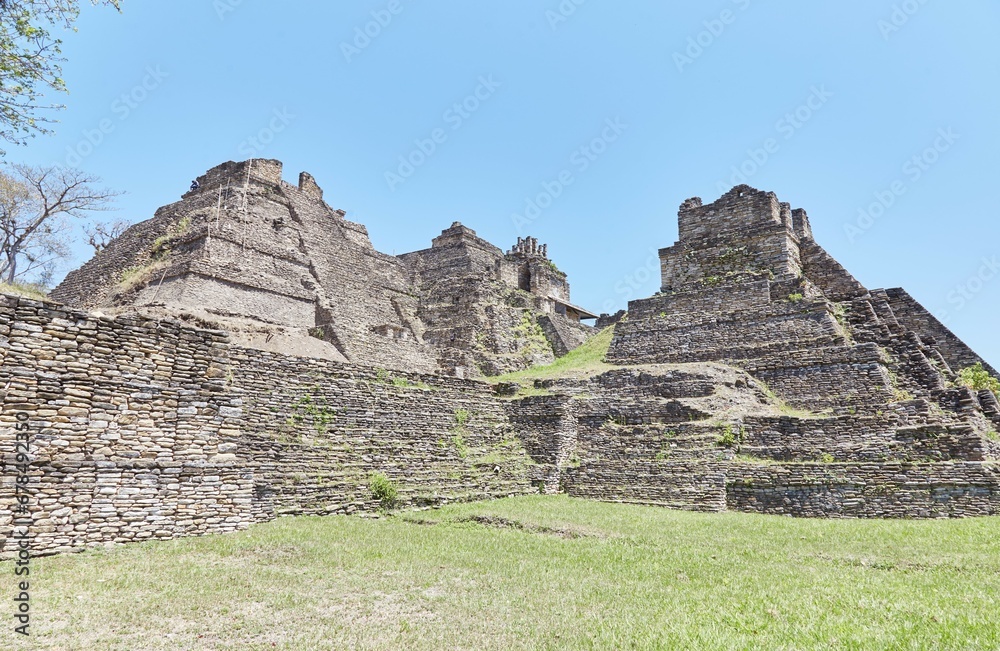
[0,295,535,557]
[513,185,1000,516]
[51,160,595,378]
[4,178,1000,559]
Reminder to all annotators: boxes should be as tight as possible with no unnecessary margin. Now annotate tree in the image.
[84,217,129,253]
[0,0,123,154]
[0,163,120,284]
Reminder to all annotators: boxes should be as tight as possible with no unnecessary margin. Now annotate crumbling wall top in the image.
[428,222,502,255]
[677,185,784,243]
[298,171,324,202]
[508,236,548,260]
[186,159,284,198]
[792,208,813,241]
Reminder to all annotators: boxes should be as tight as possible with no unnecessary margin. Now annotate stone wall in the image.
[505,395,576,493]
[507,368,737,513]
[0,294,536,558]
[609,299,844,366]
[884,288,998,376]
[48,198,213,311]
[279,180,440,374]
[15,174,1000,560]
[727,462,1000,518]
[799,239,868,302]
[537,315,593,358]
[499,364,1000,519]
[742,413,990,463]
[0,295,253,558]
[230,348,535,516]
[399,223,580,376]
[741,343,896,411]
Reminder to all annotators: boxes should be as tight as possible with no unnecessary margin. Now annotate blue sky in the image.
[12,0,1000,365]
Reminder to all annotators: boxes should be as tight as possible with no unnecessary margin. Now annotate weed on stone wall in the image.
[287,390,339,436]
[118,258,170,293]
[716,423,746,448]
[831,302,854,343]
[512,312,551,362]
[885,368,915,402]
[368,472,398,509]
[369,367,434,390]
[451,409,472,458]
[958,363,1000,395]
[755,379,824,419]
[150,215,193,260]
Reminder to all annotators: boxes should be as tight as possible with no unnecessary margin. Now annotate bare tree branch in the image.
[0,163,121,284]
[84,217,129,253]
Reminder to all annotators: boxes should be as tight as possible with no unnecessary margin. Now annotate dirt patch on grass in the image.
[808,552,965,573]
[231,544,303,562]
[455,515,596,539]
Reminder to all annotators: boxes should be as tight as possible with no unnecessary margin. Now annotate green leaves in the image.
[0,1,123,152]
[958,362,1000,394]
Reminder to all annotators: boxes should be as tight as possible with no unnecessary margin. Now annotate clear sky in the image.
[11,0,1000,366]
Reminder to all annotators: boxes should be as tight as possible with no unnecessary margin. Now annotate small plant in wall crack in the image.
[450,408,473,458]
[368,472,398,509]
[289,391,338,435]
[451,432,470,459]
[716,423,746,448]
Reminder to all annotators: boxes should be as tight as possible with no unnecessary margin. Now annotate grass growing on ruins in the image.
[26,496,1000,650]
[488,325,616,385]
[0,281,47,300]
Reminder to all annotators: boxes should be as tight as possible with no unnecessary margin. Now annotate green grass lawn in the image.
[488,326,617,386]
[21,496,1000,650]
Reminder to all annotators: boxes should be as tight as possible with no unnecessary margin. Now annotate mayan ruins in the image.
[3,160,1000,558]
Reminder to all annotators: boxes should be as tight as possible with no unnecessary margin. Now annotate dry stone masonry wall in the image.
[0,295,253,558]
[230,347,535,517]
[0,294,536,558]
